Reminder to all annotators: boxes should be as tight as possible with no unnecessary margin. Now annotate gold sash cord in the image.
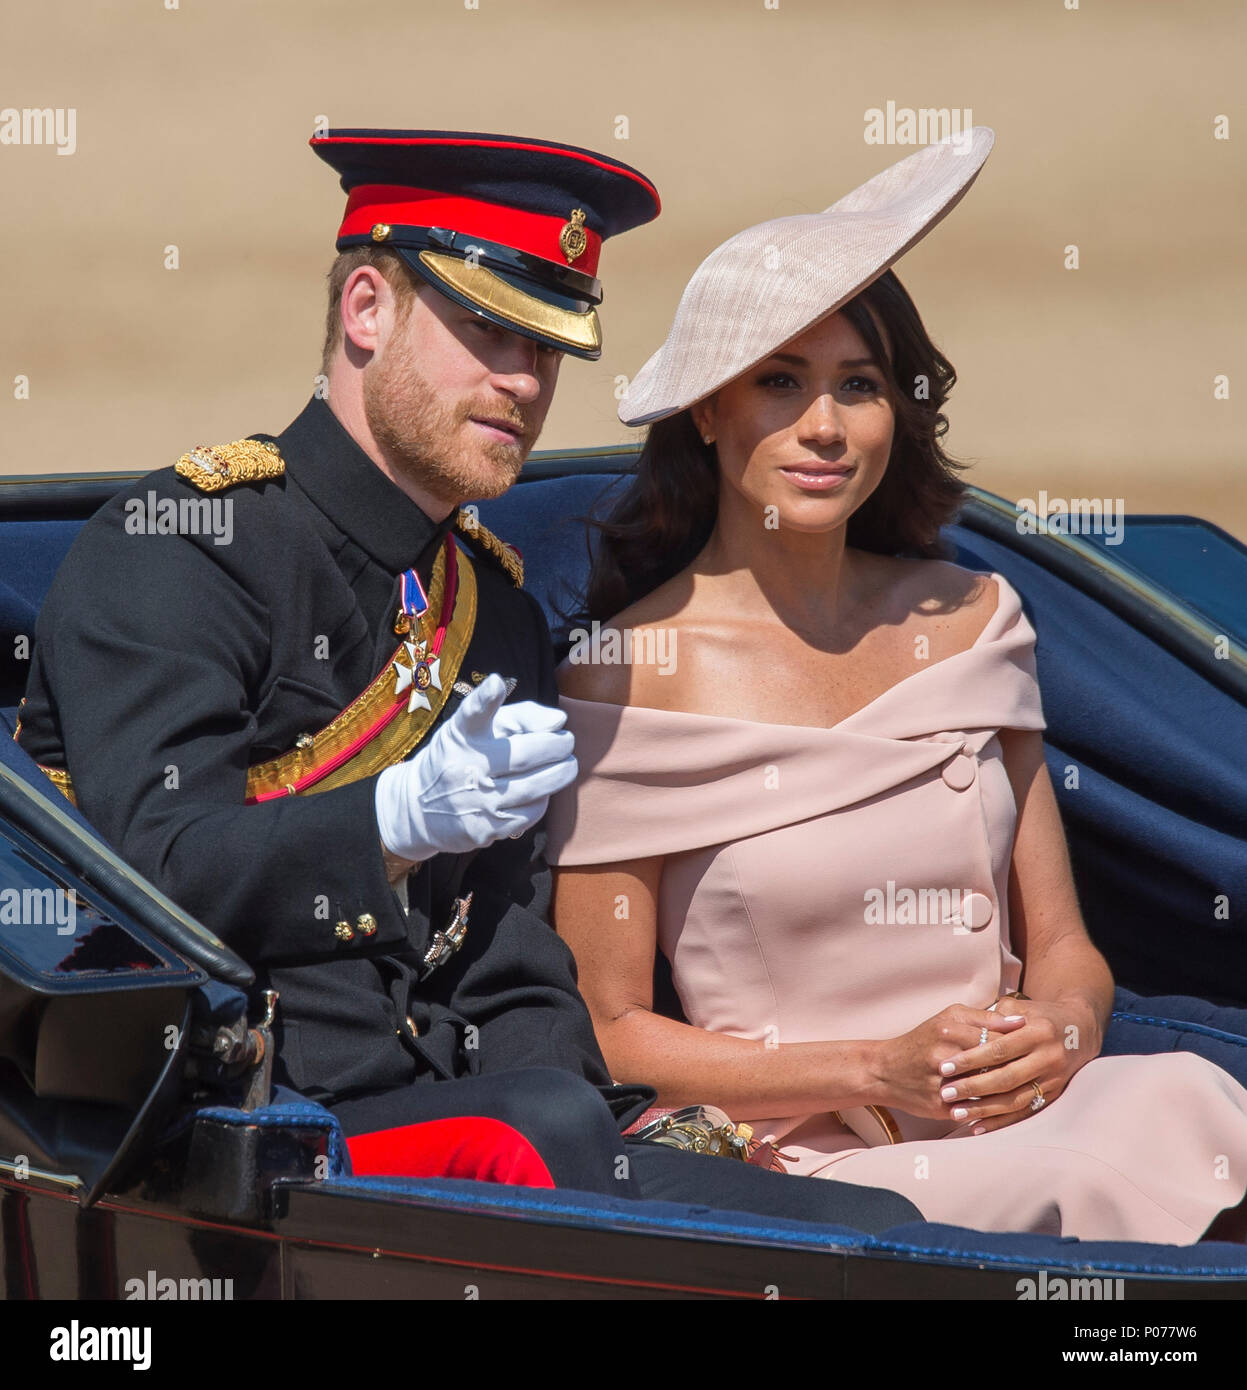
[19,538,480,810]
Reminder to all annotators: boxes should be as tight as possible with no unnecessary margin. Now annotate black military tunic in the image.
[18,395,631,1108]
[16,395,921,1227]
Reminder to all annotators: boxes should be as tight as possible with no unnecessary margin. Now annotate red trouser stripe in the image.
[346,1117,556,1188]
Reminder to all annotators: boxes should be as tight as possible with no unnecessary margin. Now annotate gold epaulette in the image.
[454,510,524,588]
[175,439,285,493]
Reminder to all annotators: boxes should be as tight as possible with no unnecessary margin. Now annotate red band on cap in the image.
[338,184,601,275]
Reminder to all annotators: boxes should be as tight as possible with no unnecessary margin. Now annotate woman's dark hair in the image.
[562,268,969,632]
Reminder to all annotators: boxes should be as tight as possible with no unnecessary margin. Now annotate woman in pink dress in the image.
[543,130,1247,1244]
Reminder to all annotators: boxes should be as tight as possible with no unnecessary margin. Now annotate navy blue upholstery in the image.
[0,520,83,711]
[477,473,630,642]
[945,530,1247,1010]
[1108,990,1247,1081]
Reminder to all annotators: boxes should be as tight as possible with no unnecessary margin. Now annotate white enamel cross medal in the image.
[392,564,439,710]
[393,640,442,713]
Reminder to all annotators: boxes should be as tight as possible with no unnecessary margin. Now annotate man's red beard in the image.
[361,327,530,507]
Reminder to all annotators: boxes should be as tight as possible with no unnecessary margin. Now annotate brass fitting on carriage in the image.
[239,990,279,1112]
[184,988,279,1112]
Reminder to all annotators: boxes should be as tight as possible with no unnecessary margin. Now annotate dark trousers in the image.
[328,1067,920,1235]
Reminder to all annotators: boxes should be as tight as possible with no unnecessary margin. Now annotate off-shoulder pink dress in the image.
[545,572,1247,1243]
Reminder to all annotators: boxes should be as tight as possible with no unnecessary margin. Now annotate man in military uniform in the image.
[15,129,917,1227]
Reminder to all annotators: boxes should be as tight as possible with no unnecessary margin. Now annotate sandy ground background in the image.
[1,1,1243,540]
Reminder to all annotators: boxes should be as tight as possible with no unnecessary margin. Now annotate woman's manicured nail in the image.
[952,1107,968,1121]
[972,1125,986,1136]
[1004,1015,1025,1022]
[940,1085,958,1101]
[940,1061,956,1075]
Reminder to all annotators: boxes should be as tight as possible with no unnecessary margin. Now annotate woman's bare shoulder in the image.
[556,647,630,705]
[556,578,692,706]
[855,552,1000,644]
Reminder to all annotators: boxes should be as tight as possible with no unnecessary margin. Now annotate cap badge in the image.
[370,222,393,242]
[558,208,588,264]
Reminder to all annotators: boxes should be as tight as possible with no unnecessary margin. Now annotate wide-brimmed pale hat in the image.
[618,127,994,426]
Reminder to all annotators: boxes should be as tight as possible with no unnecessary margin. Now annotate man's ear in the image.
[340,266,392,356]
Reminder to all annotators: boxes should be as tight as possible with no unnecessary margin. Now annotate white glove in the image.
[374,674,578,862]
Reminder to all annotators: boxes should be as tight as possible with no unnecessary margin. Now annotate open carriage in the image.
[1,448,1245,1300]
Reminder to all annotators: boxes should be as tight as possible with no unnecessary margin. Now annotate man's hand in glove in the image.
[374,673,578,864]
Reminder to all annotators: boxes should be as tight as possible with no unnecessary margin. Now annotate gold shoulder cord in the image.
[454,510,524,588]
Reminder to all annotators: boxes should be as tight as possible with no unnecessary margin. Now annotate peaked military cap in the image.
[310,128,662,360]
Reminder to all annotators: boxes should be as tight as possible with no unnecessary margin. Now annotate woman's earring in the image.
[703,434,713,445]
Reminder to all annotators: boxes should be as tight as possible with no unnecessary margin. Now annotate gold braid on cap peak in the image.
[175,439,285,493]
[454,510,524,588]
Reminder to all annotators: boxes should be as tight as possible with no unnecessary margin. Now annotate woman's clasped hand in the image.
[870,998,1103,1135]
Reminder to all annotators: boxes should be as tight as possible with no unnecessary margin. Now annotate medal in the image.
[390,564,443,709]
[392,640,442,712]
